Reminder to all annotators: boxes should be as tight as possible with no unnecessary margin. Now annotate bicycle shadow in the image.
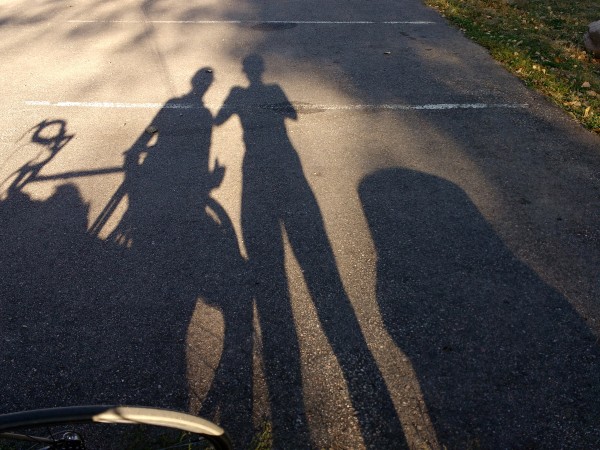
[0,73,253,445]
[0,121,121,409]
[359,168,600,448]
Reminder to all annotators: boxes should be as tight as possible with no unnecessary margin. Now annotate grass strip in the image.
[425,0,600,133]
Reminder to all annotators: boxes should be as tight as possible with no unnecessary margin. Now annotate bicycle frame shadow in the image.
[0,76,253,445]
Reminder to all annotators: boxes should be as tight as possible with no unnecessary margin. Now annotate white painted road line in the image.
[304,103,529,111]
[25,101,528,111]
[67,20,436,25]
[26,101,174,109]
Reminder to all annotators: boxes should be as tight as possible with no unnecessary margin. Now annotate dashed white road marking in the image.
[26,101,175,109]
[25,101,528,111]
[67,20,437,25]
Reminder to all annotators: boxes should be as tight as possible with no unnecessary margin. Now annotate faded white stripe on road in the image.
[26,101,173,109]
[25,101,528,111]
[67,20,436,25]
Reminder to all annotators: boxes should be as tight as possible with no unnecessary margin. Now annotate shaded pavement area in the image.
[1,0,600,448]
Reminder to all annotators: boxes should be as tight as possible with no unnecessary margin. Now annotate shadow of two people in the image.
[3,53,598,449]
[62,53,401,448]
[198,54,405,448]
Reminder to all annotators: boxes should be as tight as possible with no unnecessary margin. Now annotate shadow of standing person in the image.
[215,54,405,448]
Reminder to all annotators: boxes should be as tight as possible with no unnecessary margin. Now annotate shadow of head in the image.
[242,54,265,83]
[191,67,214,97]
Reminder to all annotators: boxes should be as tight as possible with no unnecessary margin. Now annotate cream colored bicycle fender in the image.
[92,406,226,437]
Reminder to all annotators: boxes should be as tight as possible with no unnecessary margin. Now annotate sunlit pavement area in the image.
[1,0,600,448]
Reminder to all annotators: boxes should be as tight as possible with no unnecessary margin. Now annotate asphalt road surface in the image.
[1,0,599,448]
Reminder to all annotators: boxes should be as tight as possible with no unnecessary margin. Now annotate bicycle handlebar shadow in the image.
[1,119,73,196]
[213,54,406,448]
[359,168,600,448]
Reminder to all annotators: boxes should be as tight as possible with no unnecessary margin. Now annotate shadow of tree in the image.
[360,168,600,448]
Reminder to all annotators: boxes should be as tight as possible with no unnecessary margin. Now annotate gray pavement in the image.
[1,0,599,448]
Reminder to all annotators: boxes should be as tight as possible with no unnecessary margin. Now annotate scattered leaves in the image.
[424,0,600,133]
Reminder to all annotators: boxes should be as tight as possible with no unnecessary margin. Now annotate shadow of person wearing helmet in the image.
[214,54,405,448]
[98,68,223,246]
[92,68,253,444]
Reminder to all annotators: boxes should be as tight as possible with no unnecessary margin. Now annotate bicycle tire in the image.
[0,405,233,450]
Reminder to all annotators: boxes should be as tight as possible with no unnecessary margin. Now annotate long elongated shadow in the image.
[99,68,254,445]
[360,168,600,448]
[215,54,405,448]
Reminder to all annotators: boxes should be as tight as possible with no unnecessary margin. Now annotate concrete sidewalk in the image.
[1,0,599,448]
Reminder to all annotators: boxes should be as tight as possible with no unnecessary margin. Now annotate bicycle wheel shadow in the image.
[359,168,600,448]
